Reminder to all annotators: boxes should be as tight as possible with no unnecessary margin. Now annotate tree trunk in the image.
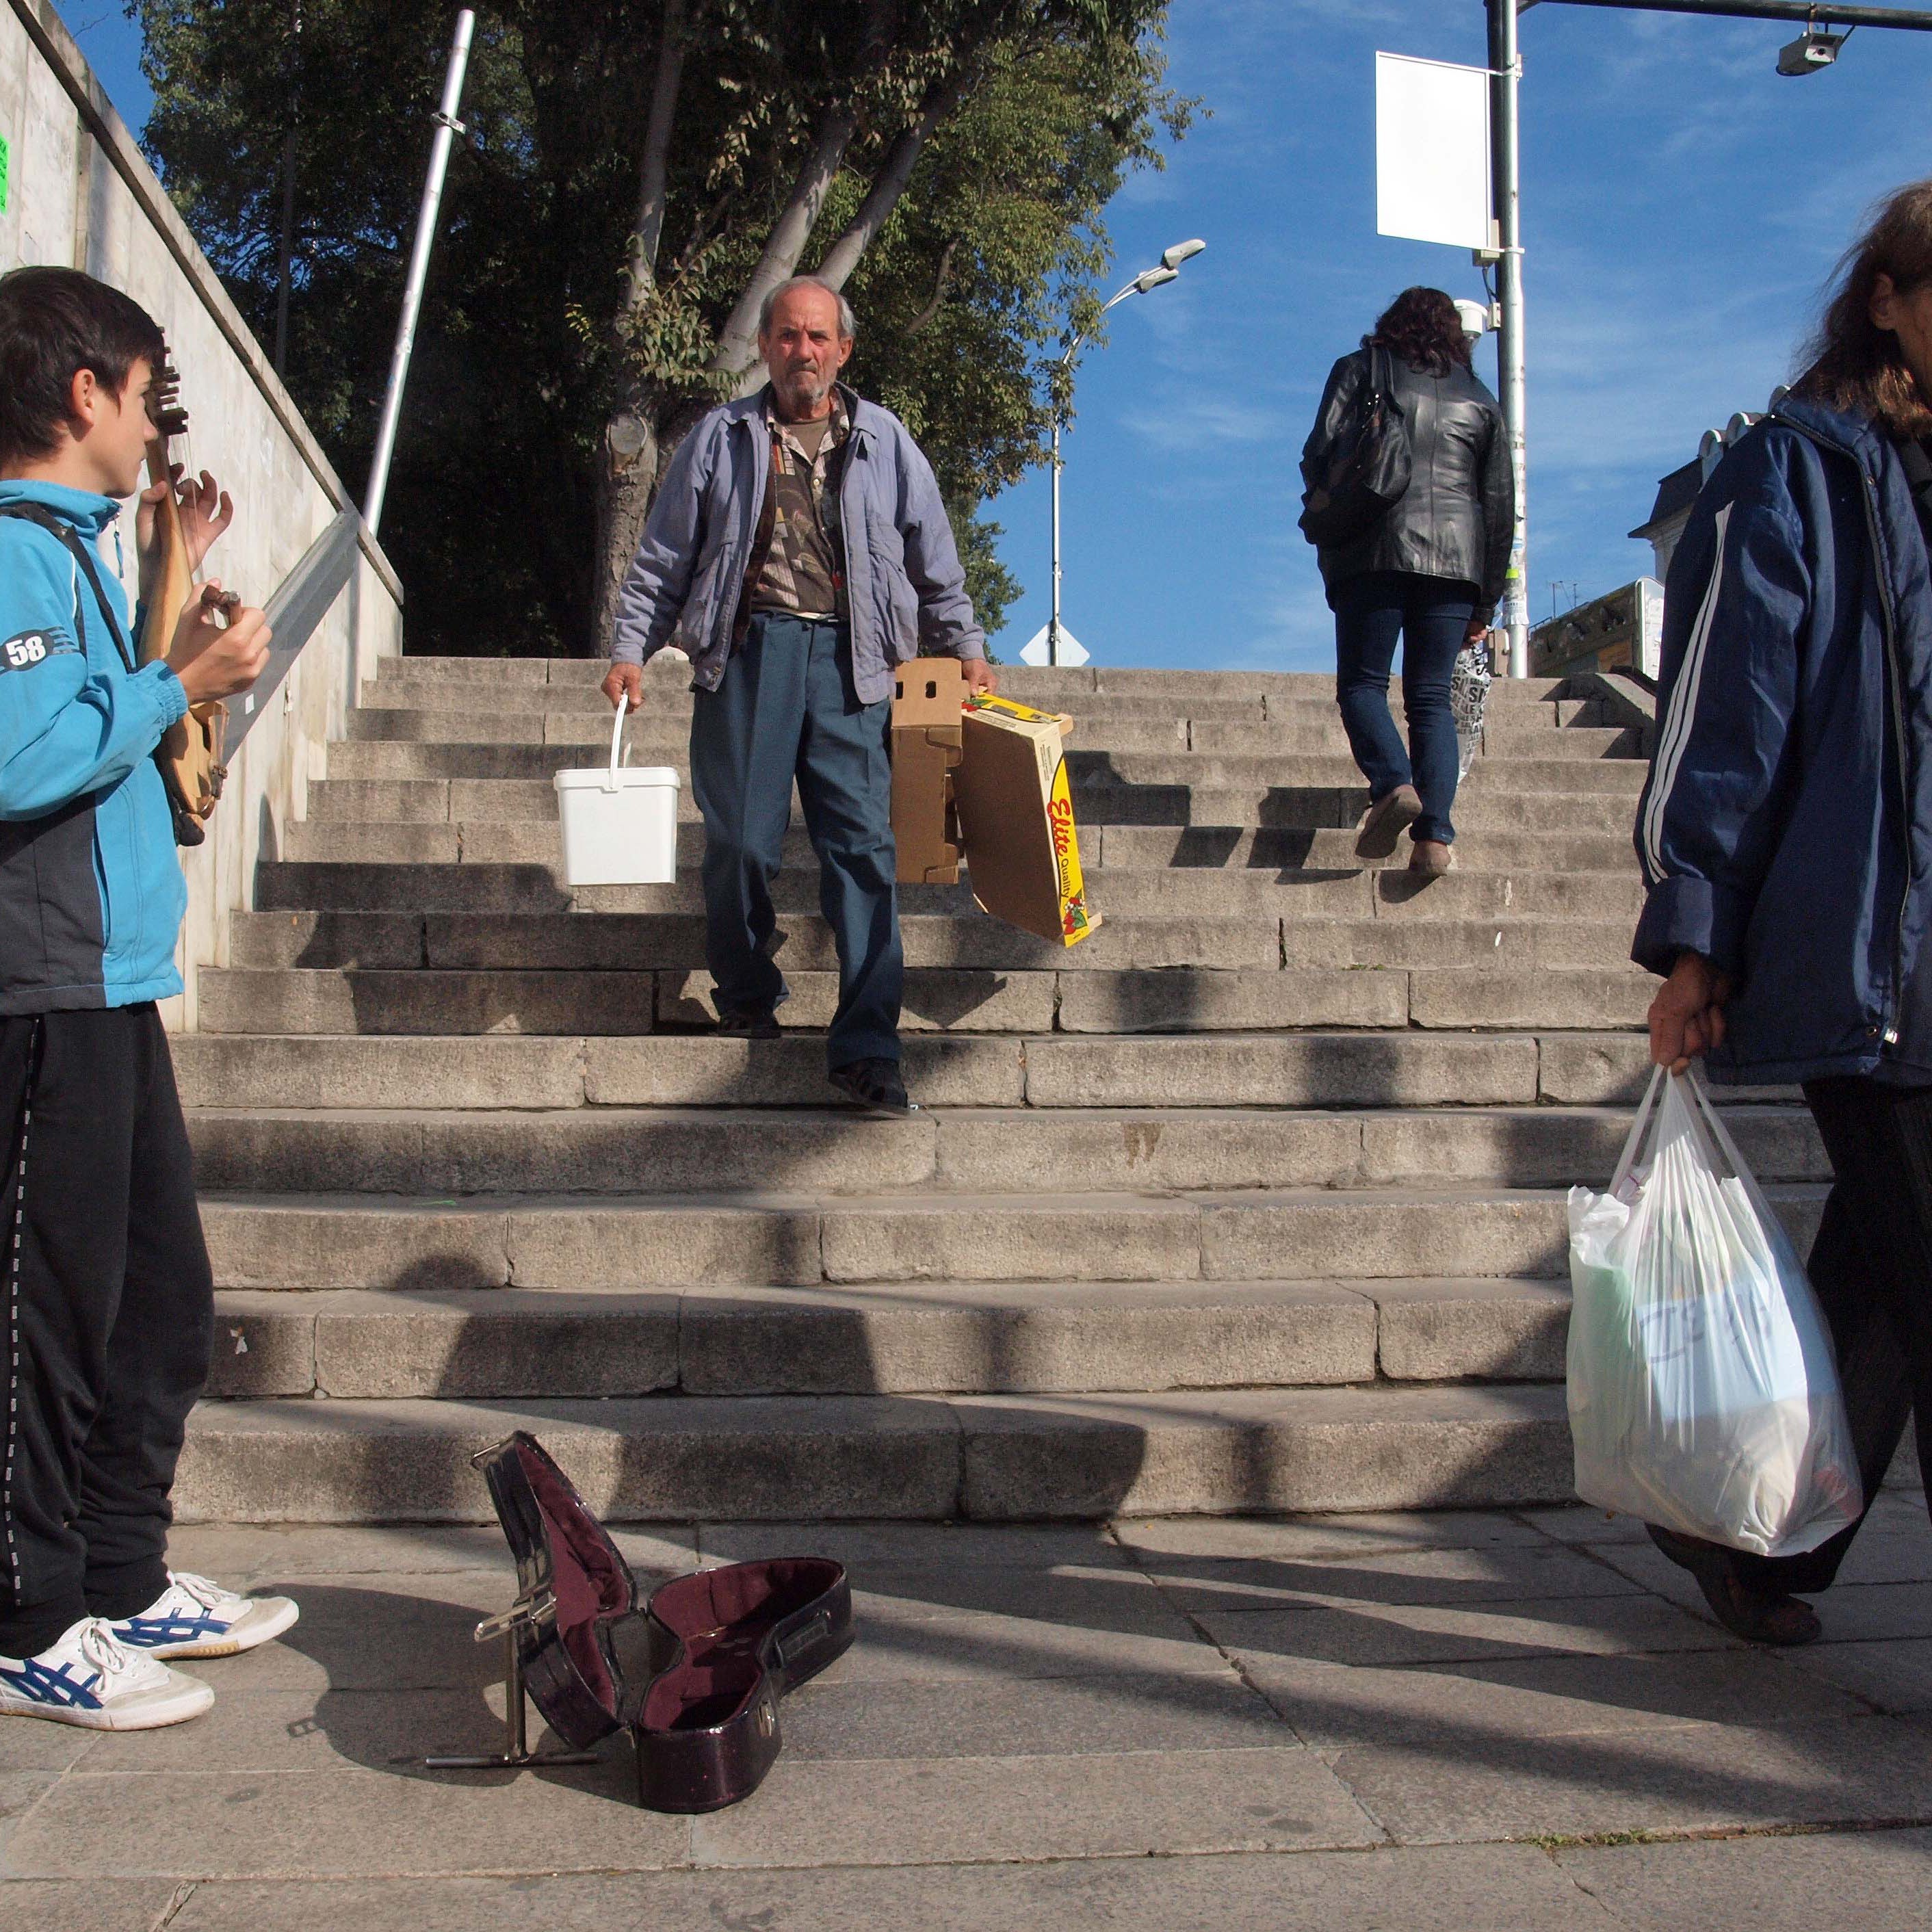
[591,404,661,656]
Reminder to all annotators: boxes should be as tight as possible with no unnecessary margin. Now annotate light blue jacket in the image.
[609,384,986,705]
[0,480,189,1013]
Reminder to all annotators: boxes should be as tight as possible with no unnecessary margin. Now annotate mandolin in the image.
[136,340,231,846]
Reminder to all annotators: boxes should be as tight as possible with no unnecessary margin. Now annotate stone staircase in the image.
[170,657,1829,1524]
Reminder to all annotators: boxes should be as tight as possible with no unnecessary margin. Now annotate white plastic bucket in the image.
[553,696,680,886]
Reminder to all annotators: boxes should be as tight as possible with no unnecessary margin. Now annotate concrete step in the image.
[281,815,1643,879]
[174,1382,1577,1522]
[250,859,1646,924]
[228,908,1638,974]
[205,1274,1575,1402]
[192,1183,1829,1291]
[173,1030,1661,1112]
[194,963,1652,1037]
[183,1104,1824,1197]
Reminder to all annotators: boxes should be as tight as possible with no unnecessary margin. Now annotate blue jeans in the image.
[1331,572,1477,847]
[690,614,902,1069]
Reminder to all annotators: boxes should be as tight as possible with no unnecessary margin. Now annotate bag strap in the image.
[1610,1064,1668,1195]
[1680,1063,1790,1236]
[0,502,138,675]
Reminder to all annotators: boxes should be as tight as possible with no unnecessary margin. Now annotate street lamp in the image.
[1027,239,1207,668]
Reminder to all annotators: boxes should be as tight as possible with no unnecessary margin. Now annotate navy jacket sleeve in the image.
[1630,443,1812,980]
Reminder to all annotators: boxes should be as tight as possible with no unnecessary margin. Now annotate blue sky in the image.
[51,2,1932,668]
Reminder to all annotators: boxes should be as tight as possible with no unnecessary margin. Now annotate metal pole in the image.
[1491,0,1530,678]
[365,9,475,534]
[1049,413,1062,667]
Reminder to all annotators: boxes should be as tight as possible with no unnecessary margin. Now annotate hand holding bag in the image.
[1297,345,1413,549]
[1566,1067,1862,1557]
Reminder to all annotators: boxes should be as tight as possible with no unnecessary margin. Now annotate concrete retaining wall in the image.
[0,0,404,1028]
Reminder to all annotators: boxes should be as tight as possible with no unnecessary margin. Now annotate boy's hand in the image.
[1648,951,1732,1073]
[138,467,234,595]
[170,582,271,706]
[603,662,644,712]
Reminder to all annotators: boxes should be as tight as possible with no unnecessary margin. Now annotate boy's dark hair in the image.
[0,266,166,466]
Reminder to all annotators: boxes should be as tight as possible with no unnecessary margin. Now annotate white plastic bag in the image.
[1566,1065,1862,1557]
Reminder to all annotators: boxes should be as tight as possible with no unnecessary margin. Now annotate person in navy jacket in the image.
[0,267,296,1732]
[1637,181,1932,1646]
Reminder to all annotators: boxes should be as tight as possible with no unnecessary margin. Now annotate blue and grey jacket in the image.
[1632,393,1932,1085]
[609,384,986,705]
[0,480,190,1013]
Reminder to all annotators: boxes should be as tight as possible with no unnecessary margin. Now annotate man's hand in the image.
[962,656,999,697]
[603,661,644,712]
[1649,950,1733,1073]
[168,582,271,706]
[138,467,234,595]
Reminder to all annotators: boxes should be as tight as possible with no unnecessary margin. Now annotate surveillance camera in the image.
[1453,298,1492,339]
[1777,30,1845,76]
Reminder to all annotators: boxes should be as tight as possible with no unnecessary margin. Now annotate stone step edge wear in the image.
[192,1184,1831,1290]
[205,1276,1574,1400]
[172,1383,1576,1522]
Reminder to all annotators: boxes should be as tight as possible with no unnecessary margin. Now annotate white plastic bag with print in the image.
[1566,1066,1862,1557]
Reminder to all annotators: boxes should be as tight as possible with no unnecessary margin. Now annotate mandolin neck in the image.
[136,433,194,669]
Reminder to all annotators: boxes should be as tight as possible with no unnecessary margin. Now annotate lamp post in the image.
[1030,239,1206,668]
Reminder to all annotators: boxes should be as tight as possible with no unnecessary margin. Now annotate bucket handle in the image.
[605,693,628,794]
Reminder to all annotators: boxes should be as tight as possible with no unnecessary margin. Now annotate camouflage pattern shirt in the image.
[750,391,850,622]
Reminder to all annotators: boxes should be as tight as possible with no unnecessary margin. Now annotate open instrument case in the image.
[428,1431,852,1812]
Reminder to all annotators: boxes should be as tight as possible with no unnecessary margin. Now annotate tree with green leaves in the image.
[135,1,1187,654]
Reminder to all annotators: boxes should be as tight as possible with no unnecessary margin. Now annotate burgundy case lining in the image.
[514,1439,634,1717]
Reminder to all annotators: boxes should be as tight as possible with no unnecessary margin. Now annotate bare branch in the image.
[708,99,861,375]
[623,0,691,315]
[906,237,958,336]
[813,67,972,293]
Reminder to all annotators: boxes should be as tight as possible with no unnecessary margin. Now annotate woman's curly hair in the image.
[1794,179,1932,441]
[1364,286,1472,377]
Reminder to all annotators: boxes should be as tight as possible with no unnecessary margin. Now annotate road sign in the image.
[1376,52,1493,252]
[1020,624,1090,668]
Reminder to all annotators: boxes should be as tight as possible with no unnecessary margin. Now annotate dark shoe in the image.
[828,1057,919,1117]
[714,1007,781,1040]
[1409,838,1454,876]
[1355,783,1422,860]
[1647,1526,1822,1646]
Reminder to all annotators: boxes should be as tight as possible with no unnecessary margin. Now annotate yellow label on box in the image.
[1046,755,1095,944]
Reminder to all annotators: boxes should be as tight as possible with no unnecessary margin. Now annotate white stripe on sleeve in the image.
[1642,501,1733,883]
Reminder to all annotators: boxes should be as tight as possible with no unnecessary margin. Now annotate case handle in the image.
[605,693,629,794]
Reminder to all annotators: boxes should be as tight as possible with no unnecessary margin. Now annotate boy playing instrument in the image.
[0,265,293,1729]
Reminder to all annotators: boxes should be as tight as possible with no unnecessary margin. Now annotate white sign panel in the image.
[1375,52,1492,252]
[1020,624,1089,668]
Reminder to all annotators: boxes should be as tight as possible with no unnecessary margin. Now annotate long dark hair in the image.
[1365,287,1471,376]
[1794,179,1932,441]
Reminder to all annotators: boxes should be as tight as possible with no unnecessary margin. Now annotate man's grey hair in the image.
[758,275,857,342]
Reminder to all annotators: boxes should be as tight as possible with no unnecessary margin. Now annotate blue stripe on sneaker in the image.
[1,1658,104,1708]
[114,1613,228,1649]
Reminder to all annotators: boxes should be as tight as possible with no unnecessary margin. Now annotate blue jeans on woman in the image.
[1331,571,1477,848]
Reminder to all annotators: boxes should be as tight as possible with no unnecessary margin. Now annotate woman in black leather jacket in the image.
[1302,287,1514,874]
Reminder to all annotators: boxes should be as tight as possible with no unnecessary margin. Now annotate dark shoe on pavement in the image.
[1355,783,1422,860]
[828,1057,920,1117]
[715,1007,781,1040]
[1409,838,1455,876]
[1647,1526,1822,1646]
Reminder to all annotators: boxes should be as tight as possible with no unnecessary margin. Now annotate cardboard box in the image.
[891,657,966,885]
[954,692,1100,948]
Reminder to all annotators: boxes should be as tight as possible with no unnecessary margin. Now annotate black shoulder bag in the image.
[1298,345,1413,550]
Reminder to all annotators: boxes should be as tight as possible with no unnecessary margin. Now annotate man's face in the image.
[82,356,155,498]
[760,286,852,420]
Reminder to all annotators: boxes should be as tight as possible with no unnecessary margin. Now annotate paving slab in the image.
[1329,1710,1932,1845]
[1554,1827,1932,1932]
[163,1520,698,1579]
[697,1519,1130,1569]
[1112,1509,1552,1561]
[3,1762,684,1879]
[687,1745,1383,1868]
[1781,1634,1932,1714]
[151,1844,1626,1932]
[0,1881,182,1932]
[1237,1645,1869,1750]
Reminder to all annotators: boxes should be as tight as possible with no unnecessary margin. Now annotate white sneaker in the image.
[0,1617,213,1729]
[105,1571,300,1660]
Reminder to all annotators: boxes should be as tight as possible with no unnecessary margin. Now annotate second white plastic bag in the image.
[1566,1066,1862,1557]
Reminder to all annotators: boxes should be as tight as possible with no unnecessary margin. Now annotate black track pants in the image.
[0,1006,213,1658]
[1733,1075,1932,1596]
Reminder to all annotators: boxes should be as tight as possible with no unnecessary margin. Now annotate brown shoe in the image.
[1409,839,1454,876]
[1355,784,1422,860]
[1647,1526,1822,1647]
